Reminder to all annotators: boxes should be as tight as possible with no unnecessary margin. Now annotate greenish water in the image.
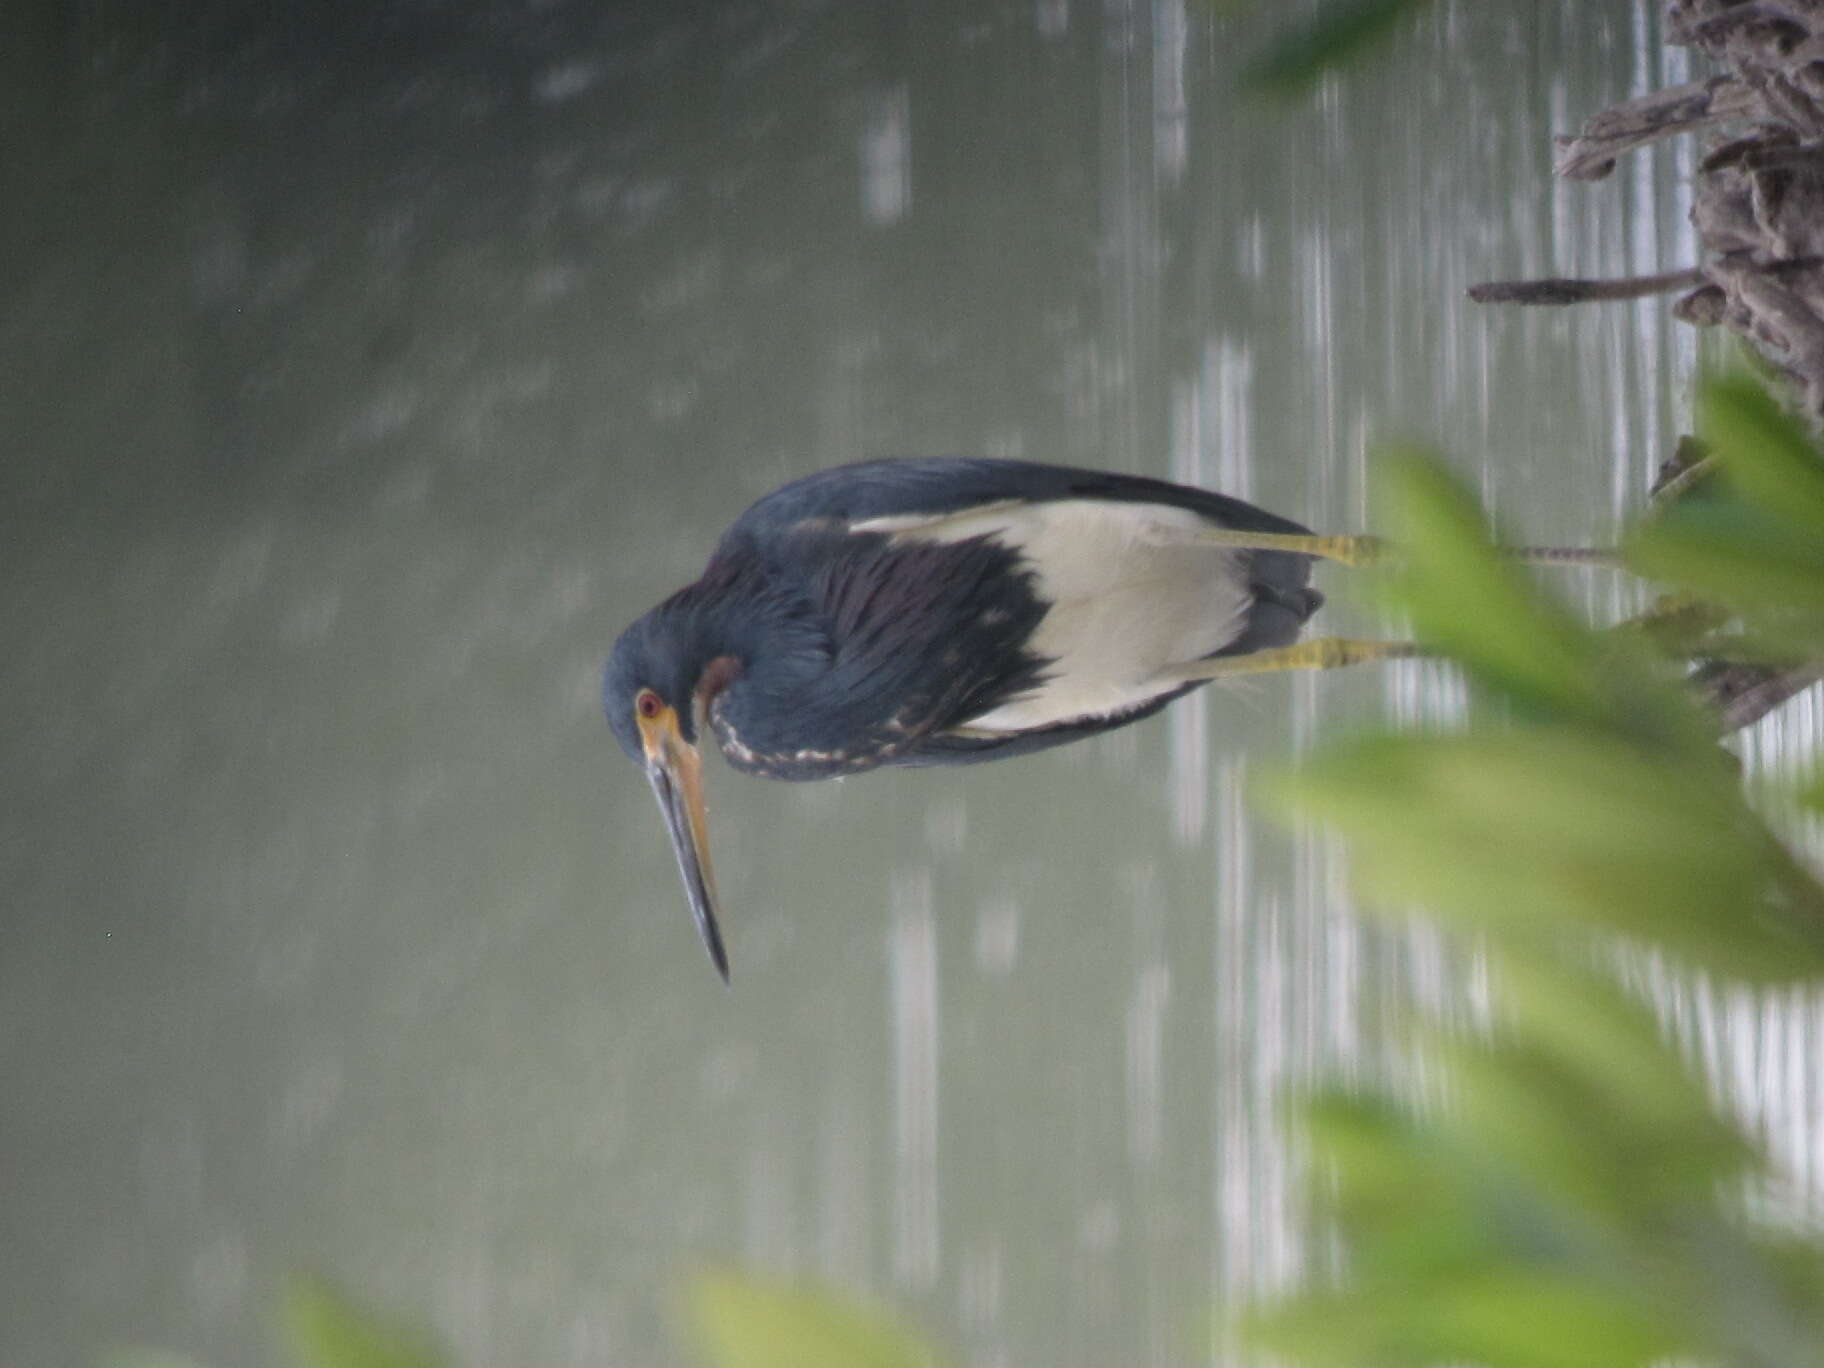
[4,3,1816,1365]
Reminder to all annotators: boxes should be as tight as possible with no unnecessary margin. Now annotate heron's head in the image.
[605,602,734,983]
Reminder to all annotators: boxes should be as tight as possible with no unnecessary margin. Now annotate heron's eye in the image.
[635,689,664,720]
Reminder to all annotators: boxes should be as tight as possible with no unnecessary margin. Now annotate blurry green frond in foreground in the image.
[1245,971,1824,1368]
[1274,444,1824,984]
[688,1270,943,1368]
[1248,426,1824,1368]
[1281,726,1824,981]
[1371,450,1711,747]
[1241,0,1436,92]
[1630,374,1824,653]
[284,1278,448,1368]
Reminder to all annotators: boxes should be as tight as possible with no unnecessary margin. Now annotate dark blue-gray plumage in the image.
[605,457,1325,981]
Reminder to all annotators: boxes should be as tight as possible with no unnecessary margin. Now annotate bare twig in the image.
[1515,1,1824,431]
[1468,269,1705,305]
[1695,659,1824,733]
[1489,3,1824,734]
[1553,76,1757,180]
[1673,2,1816,49]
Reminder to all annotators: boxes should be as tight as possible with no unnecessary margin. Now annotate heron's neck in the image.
[680,582,835,775]
[667,572,820,723]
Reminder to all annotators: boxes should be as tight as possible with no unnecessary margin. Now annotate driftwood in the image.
[1476,1,1824,734]
[1466,268,1707,306]
[1552,75,1762,180]
[1692,658,1824,729]
[1485,0,1824,423]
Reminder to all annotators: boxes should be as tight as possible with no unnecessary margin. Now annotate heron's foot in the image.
[1156,637,1425,684]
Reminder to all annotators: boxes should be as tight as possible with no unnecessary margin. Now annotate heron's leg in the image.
[1189,528,1623,570]
[1154,638,1425,685]
[1189,529,1389,567]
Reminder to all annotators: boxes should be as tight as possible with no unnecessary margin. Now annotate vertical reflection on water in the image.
[1686,684,1824,1202]
[1126,959,1170,1168]
[1212,756,1302,1314]
[1153,0,1188,185]
[890,870,939,1290]
[861,85,913,227]
[1098,0,1163,475]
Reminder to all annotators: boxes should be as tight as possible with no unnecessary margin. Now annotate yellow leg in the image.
[1193,529,1388,567]
[1155,638,1425,685]
[1194,529,1621,570]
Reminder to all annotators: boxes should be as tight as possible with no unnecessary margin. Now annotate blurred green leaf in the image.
[1439,1014,1744,1227]
[689,1270,941,1368]
[1253,1275,1680,1368]
[1242,0,1435,91]
[1248,438,1824,1368]
[1246,1082,1696,1368]
[1245,961,1824,1368]
[1270,728,1824,982]
[1246,433,1824,1368]
[1376,452,1712,751]
[1698,373,1824,534]
[284,1278,446,1368]
[1493,954,1738,1155]
[1630,502,1824,635]
[1628,375,1824,650]
[1378,451,1602,711]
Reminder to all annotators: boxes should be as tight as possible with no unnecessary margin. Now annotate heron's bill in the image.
[638,703,729,982]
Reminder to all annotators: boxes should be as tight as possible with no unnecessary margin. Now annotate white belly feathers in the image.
[849,499,1251,733]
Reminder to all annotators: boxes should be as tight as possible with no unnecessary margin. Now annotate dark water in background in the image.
[5,2,1820,1364]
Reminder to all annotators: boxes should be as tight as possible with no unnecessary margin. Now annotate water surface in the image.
[6,4,1812,1365]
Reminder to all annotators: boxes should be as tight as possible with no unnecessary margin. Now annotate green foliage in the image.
[1278,727,1824,982]
[687,1270,943,1368]
[283,1278,448,1368]
[1374,451,1710,750]
[1248,399,1824,1368]
[1248,967,1824,1367]
[1280,436,1824,984]
[1242,0,1435,92]
[1630,376,1824,653]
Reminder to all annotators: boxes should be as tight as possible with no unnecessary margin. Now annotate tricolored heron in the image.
[605,458,1599,980]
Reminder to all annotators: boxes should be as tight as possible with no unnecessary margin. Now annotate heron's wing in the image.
[710,461,1326,768]
[717,458,1316,549]
[788,528,1053,749]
